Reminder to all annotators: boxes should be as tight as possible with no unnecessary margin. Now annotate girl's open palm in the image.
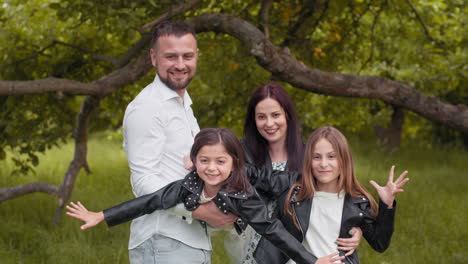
[66,201,104,230]
[370,165,409,208]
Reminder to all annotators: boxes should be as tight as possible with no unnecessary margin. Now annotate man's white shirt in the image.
[123,75,209,250]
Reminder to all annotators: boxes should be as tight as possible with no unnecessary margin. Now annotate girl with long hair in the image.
[254,126,409,264]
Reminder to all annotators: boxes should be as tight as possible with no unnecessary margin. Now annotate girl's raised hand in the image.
[66,201,104,230]
[370,165,409,208]
[315,252,344,264]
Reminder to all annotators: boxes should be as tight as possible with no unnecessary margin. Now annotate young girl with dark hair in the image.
[67,128,324,264]
[254,126,410,264]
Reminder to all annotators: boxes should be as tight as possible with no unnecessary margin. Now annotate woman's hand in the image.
[336,227,362,256]
[66,201,104,230]
[315,252,344,264]
[370,165,409,208]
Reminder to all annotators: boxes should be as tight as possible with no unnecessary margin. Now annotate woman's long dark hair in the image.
[244,83,304,171]
[190,128,250,193]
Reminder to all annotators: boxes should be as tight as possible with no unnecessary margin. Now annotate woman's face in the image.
[195,143,233,196]
[254,98,288,147]
[311,138,340,193]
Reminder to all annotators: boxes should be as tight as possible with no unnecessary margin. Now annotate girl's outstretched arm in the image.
[370,165,409,208]
[66,202,104,230]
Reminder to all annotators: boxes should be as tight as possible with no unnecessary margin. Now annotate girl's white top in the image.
[287,190,345,264]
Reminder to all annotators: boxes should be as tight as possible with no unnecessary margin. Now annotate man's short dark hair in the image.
[151,20,197,49]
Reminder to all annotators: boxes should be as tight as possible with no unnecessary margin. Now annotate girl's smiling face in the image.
[195,143,234,196]
[312,138,341,193]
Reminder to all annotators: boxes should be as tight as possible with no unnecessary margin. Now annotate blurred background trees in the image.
[0,0,466,213]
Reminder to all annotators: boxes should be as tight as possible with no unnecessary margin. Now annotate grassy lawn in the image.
[0,134,466,264]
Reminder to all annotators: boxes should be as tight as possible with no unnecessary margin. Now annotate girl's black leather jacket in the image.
[254,186,396,264]
[103,168,319,264]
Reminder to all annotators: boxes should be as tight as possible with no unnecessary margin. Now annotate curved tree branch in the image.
[0,52,152,96]
[0,183,59,202]
[52,95,98,225]
[188,13,468,132]
[0,78,100,96]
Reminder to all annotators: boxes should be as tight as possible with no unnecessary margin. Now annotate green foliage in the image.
[0,134,466,263]
[0,0,466,173]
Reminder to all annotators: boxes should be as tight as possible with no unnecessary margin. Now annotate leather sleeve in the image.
[360,200,396,252]
[235,193,317,264]
[245,164,298,199]
[103,180,186,227]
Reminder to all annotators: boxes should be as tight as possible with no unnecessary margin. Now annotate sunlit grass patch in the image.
[0,135,466,263]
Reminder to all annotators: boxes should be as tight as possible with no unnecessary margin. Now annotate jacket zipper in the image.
[291,203,305,240]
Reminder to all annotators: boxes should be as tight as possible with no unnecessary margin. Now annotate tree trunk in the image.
[374,105,405,149]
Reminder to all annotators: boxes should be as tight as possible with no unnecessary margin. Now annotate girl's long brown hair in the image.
[284,126,378,229]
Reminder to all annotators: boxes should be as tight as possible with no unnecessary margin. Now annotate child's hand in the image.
[336,227,362,256]
[315,252,344,264]
[370,165,409,208]
[66,201,104,230]
[183,155,194,171]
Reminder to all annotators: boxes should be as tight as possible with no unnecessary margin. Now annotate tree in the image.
[0,0,466,223]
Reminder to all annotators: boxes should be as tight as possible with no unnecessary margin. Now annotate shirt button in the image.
[296,202,300,206]
[359,213,363,216]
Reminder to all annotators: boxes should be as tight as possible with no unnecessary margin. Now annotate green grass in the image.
[0,135,466,264]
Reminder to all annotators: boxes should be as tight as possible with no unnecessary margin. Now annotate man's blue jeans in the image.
[129,234,211,264]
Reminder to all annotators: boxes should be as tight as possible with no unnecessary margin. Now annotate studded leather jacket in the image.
[254,186,396,264]
[103,169,319,264]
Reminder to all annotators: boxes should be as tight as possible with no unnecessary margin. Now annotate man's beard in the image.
[159,74,193,91]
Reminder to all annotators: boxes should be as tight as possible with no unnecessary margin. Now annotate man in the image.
[123,21,236,264]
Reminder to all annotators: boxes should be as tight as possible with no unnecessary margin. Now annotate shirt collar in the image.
[154,75,193,109]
